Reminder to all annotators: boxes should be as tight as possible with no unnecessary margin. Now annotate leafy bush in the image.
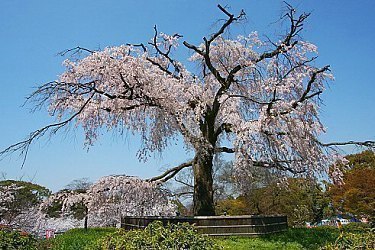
[341,222,371,233]
[87,221,220,250]
[321,231,375,250]
[0,230,37,250]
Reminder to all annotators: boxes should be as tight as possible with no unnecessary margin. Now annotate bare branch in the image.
[253,160,305,175]
[146,159,194,183]
[276,66,330,116]
[148,25,183,79]
[207,5,246,44]
[173,191,194,197]
[215,147,235,153]
[292,65,330,109]
[319,140,375,149]
[126,43,147,52]
[183,5,245,86]
[214,123,232,138]
[58,46,95,57]
[0,94,95,167]
[174,177,194,188]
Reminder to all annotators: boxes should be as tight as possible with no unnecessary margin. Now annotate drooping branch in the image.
[146,159,194,183]
[226,94,275,105]
[0,94,95,167]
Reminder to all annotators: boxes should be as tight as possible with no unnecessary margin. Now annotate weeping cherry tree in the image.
[1,5,374,215]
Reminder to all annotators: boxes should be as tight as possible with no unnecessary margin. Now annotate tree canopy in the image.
[0,180,50,227]
[329,150,375,219]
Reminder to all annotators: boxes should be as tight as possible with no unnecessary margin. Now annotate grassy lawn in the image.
[40,227,117,250]
[217,227,340,250]
[42,227,341,250]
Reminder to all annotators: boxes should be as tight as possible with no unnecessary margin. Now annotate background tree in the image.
[64,178,92,192]
[216,177,331,226]
[329,150,375,219]
[1,4,374,216]
[0,180,50,229]
[38,175,176,231]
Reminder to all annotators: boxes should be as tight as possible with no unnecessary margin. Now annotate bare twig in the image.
[0,94,95,167]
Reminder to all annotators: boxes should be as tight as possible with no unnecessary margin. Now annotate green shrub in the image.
[321,231,375,250]
[0,230,38,250]
[87,221,220,250]
[341,222,371,233]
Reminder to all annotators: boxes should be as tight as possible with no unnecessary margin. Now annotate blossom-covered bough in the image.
[1,5,374,215]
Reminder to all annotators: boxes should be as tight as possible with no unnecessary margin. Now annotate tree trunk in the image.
[193,149,215,216]
[84,207,88,231]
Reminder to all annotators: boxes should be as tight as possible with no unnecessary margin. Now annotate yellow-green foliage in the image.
[321,231,375,250]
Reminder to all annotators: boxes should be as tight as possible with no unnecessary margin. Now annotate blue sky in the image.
[0,0,374,192]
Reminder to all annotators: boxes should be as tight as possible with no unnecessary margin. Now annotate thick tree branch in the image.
[215,147,235,153]
[214,123,232,139]
[319,140,375,148]
[292,65,330,109]
[276,66,330,116]
[146,159,194,183]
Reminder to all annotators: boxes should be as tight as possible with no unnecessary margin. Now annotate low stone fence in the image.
[121,215,287,237]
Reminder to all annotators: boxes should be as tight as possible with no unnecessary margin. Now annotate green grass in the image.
[218,227,340,250]
[41,227,117,250]
[42,226,344,250]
